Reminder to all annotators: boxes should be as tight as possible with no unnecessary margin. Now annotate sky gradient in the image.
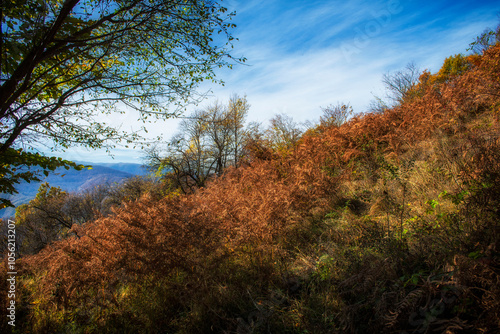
[59,0,500,164]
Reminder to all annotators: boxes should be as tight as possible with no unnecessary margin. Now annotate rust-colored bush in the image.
[8,44,500,334]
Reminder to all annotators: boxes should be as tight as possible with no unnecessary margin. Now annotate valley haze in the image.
[0,163,149,219]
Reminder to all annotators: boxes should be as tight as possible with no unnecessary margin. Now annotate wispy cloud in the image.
[205,0,500,117]
[59,0,500,163]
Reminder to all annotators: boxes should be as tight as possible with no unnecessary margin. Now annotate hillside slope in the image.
[2,46,500,333]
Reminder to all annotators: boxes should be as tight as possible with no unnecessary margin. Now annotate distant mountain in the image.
[74,162,149,176]
[0,162,149,219]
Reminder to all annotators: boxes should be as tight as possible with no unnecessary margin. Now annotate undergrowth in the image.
[1,42,500,334]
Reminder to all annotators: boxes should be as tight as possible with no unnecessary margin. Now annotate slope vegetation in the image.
[2,45,500,333]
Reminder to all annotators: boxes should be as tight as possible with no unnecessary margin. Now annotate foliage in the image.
[8,175,160,255]
[15,183,73,254]
[0,148,84,208]
[417,54,473,89]
[264,113,305,152]
[0,0,242,201]
[146,95,250,193]
[468,22,500,54]
[2,28,500,334]
[319,102,354,128]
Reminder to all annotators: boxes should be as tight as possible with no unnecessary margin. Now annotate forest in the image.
[1,0,500,333]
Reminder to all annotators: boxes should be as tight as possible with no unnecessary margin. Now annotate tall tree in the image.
[369,62,421,113]
[0,0,242,207]
[265,113,303,152]
[147,95,249,193]
[319,102,353,128]
[468,22,500,55]
[381,62,421,105]
[228,94,248,166]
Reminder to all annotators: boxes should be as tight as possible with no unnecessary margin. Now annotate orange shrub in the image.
[10,44,500,333]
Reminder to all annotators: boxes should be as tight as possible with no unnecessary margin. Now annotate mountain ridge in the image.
[0,162,149,219]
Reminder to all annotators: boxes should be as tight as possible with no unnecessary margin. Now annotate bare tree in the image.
[367,96,390,114]
[265,113,304,151]
[147,95,249,193]
[382,62,421,105]
[468,22,500,55]
[320,103,353,127]
[368,62,422,113]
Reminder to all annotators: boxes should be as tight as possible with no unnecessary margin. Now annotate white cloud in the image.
[57,0,500,163]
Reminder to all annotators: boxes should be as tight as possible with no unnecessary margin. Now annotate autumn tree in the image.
[15,183,72,254]
[63,184,112,223]
[15,181,111,254]
[147,95,250,193]
[205,102,235,176]
[228,95,248,167]
[0,0,242,206]
[152,109,213,192]
[417,54,472,88]
[468,22,500,54]
[369,62,422,113]
[238,114,306,161]
[382,62,421,105]
[319,103,353,127]
[264,113,304,151]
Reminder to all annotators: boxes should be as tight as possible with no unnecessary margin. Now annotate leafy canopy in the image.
[0,0,242,207]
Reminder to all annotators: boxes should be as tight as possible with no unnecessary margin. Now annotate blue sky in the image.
[60,0,500,164]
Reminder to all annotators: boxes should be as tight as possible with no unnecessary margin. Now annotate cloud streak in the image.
[59,0,500,163]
